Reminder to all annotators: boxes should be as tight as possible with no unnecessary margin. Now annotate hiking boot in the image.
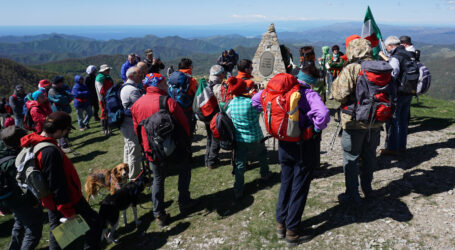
[379,148,399,156]
[179,199,200,215]
[276,222,285,239]
[338,193,362,207]
[79,127,87,131]
[156,213,170,227]
[285,229,312,247]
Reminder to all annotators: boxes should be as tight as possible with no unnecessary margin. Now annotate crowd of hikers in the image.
[0,33,432,249]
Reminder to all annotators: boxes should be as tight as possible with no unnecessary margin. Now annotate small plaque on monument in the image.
[259,51,275,77]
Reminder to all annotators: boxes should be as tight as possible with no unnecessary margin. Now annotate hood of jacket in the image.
[20,133,58,148]
[322,46,330,55]
[74,75,83,85]
[346,38,373,62]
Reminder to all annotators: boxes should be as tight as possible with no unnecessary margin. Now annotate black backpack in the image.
[0,156,17,201]
[136,96,189,164]
[393,49,419,95]
[105,83,134,128]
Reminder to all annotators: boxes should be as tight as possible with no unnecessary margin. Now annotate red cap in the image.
[227,77,247,96]
[345,35,361,48]
[39,79,51,88]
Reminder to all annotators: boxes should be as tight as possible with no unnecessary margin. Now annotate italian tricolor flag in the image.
[361,6,383,59]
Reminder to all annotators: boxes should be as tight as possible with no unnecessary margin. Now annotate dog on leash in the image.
[84,163,129,201]
[98,174,151,243]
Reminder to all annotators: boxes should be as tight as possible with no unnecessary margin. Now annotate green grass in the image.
[0,94,454,249]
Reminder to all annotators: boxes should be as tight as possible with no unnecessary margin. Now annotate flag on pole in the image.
[361,6,385,58]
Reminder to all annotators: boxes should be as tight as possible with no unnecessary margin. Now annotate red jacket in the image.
[20,133,83,218]
[26,101,52,133]
[131,86,190,162]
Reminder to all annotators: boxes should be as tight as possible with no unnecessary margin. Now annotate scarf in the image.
[297,71,318,86]
[95,73,112,84]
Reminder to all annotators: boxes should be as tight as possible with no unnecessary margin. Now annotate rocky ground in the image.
[159,113,455,249]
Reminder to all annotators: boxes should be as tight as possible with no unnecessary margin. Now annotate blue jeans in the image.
[233,141,270,195]
[14,116,24,129]
[341,128,380,200]
[386,95,413,151]
[9,205,43,250]
[151,160,191,217]
[276,138,319,232]
[76,106,92,129]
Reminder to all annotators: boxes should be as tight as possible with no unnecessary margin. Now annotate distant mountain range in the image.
[0,28,454,100]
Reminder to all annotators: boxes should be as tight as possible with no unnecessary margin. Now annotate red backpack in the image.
[260,73,302,142]
[354,61,394,123]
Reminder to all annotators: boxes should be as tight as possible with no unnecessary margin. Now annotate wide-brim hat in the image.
[99,64,112,73]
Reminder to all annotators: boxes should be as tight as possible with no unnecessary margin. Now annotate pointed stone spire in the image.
[267,23,276,33]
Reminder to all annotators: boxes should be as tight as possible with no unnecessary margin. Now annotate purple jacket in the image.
[252,83,330,131]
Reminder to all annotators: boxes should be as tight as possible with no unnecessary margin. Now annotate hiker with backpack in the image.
[0,126,44,250]
[48,76,74,153]
[258,70,329,246]
[38,79,52,95]
[169,58,198,135]
[20,111,102,249]
[120,66,143,180]
[379,36,418,156]
[72,75,93,131]
[85,65,100,121]
[9,85,26,128]
[400,36,419,61]
[131,72,198,227]
[331,36,391,207]
[121,53,138,82]
[194,65,224,169]
[236,59,258,96]
[95,64,114,135]
[25,90,52,133]
[226,77,272,200]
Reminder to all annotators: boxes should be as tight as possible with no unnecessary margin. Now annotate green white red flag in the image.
[361,6,385,58]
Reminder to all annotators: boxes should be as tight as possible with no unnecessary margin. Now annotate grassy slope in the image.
[0,95,453,249]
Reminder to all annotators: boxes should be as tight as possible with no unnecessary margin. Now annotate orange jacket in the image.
[236,71,257,96]
[179,69,198,97]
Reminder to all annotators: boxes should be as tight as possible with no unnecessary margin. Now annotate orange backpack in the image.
[261,73,302,142]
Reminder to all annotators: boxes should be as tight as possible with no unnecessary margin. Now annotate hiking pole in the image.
[329,109,341,151]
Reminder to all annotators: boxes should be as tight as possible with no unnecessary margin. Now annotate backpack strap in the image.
[159,95,169,111]
[15,142,60,172]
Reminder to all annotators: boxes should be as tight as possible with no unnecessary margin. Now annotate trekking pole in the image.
[329,109,341,151]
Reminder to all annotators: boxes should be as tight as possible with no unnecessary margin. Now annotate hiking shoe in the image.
[338,193,362,207]
[285,229,312,247]
[379,149,399,156]
[79,127,87,131]
[206,165,214,170]
[156,213,170,227]
[61,147,73,154]
[276,222,285,239]
[179,199,200,215]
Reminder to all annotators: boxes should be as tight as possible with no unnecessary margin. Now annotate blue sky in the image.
[2,0,455,26]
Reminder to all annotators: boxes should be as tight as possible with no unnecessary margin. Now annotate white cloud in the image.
[231,14,267,20]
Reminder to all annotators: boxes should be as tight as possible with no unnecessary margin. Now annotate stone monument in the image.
[252,23,287,88]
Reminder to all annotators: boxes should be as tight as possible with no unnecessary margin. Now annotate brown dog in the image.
[85,163,129,201]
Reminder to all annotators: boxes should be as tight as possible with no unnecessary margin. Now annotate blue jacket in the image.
[121,60,137,82]
[48,86,73,113]
[71,76,91,108]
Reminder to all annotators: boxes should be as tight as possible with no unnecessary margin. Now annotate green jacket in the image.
[0,142,37,210]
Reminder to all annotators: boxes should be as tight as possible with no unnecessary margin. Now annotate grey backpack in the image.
[15,142,59,199]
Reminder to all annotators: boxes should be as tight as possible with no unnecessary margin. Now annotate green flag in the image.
[361,6,385,58]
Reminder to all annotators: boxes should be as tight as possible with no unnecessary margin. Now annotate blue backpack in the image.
[104,83,133,127]
[168,71,193,108]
